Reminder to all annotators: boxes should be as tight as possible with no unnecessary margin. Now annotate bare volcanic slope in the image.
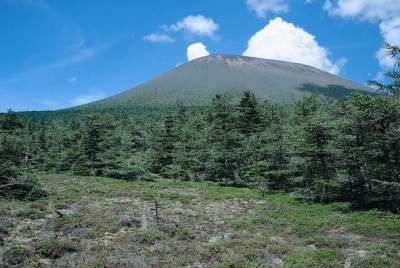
[89,54,375,108]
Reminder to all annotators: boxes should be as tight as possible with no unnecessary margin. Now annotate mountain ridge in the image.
[83,54,375,109]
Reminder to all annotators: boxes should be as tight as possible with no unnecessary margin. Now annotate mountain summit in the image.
[89,54,375,108]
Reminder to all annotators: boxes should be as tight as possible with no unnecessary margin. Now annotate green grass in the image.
[1,175,399,267]
[203,185,262,200]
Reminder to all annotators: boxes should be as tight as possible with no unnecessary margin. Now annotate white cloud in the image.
[243,17,342,74]
[323,0,400,21]
[143,33,174,43]
[187,43,210,61]
[165,15,219,38]
[377,18,400,69]
[323,0,400,69]
[68,77,77,82]
[373,71,386,83]
[71,93,107,106]
[60,48,97,67]
[246,0,289,18]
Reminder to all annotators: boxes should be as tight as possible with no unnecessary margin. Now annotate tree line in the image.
[1,44,399,213]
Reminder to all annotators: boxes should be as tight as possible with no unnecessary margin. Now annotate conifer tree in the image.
[0,109,23,133]
[238,91,262,135]
[0,109,24,179]
[73,112,113,176]
[293,95,339,203]
[209,93,242,185]
[161,109,176,167]
[260,103,293,190]
[340,92,400,211]
[0,110,44,199]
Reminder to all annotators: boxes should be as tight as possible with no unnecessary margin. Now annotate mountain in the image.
[85,54,375,109]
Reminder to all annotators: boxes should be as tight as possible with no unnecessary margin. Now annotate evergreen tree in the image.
[172,109,214,181]
[340,93,400,212]
[209,93,242,185]
[293,95,339,203]
[0,109,24,179]
[0,110,44,199]
[43,121,74,173]
[161,109,176,167]
[0,109,23,133]
[238,91,262,136]
[73,112,114,176]
[260,102,293,191]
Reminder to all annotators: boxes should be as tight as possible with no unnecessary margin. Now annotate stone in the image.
[223,233,232,239]
[141,215,147,230]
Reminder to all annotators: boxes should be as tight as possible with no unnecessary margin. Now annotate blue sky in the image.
[1,0,399,112]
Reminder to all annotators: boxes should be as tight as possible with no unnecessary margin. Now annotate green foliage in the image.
[0,133,23,179]
[283,248,345,267]
[204,185,262,199]
[0,110,46,200]
[292,94,339,203]
[208,92,243,185]
[343,210,400,238]
[3,245,32,266]
[35,239,78,259]
[4,81,400,213]
[339,92,400,212]
[134,228,168,245]
[260,102,293,191]
[238,91,262,135]
[0,109,23,133]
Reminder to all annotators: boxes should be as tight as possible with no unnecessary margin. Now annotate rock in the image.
[344,258,351,268]
[118,216,142,227]
[357,250,367,258]
[40,259,53,267]
[141,215,147,230]
[158,223,178,235]
[306,244,317,251]
[45,214,54,219]
[118,215,132,227]
[223,233,233,239]
[271,257,282,265]
[55,208,74,217]
[208,236,219,244]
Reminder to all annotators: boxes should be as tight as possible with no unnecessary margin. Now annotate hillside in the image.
[83,54,375,109]
[1,175,399,267]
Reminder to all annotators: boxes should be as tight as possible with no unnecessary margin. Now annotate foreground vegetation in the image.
[1,175,399,267]
[2,87,400,212]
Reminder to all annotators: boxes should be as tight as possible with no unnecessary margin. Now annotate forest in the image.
[1,44,400,213]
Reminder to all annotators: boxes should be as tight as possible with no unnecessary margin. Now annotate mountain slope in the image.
[86,54,375,108]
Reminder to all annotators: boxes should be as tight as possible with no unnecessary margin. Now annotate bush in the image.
[134,228,167,245]
[35,239,78,259]
[3,245,33,265]
[0,175,47,201]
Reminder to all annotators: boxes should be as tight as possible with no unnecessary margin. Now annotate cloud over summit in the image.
[187,43,210,61]
[243,17,343,75]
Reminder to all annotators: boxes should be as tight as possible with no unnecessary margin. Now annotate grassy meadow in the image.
[1,175,399,267]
